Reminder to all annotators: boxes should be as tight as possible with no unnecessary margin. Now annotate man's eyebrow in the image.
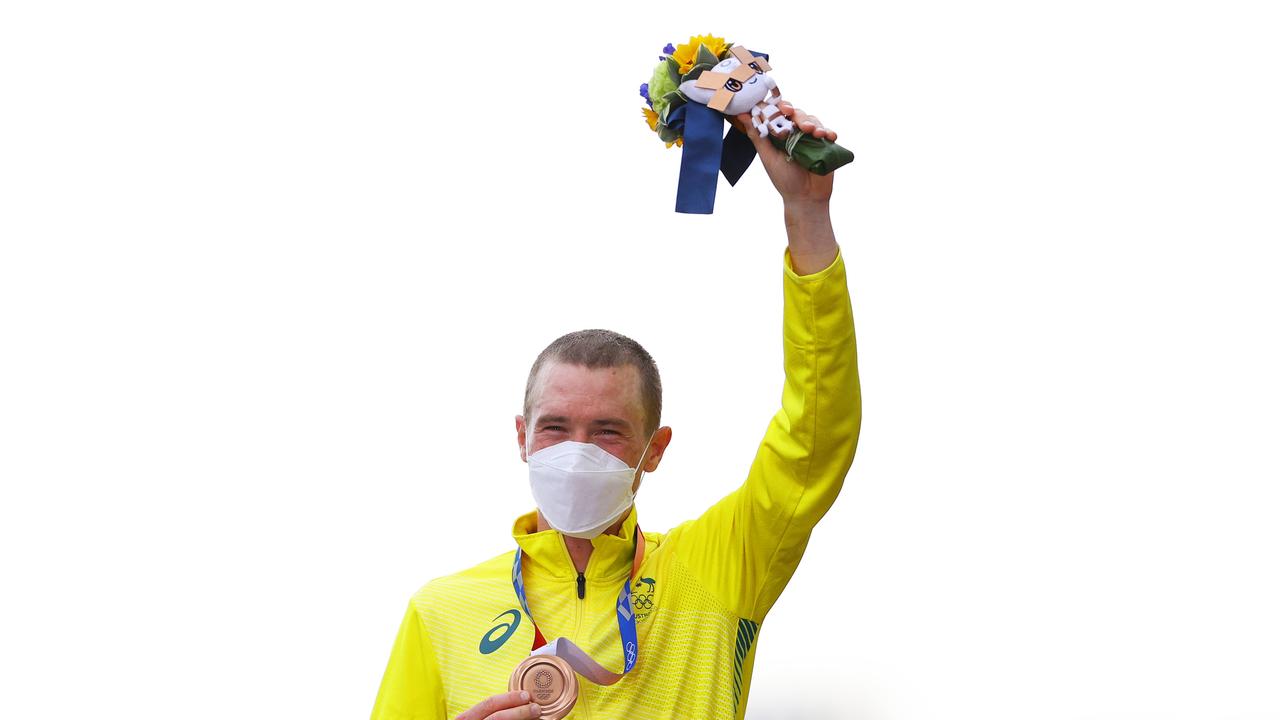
[534,416,633,429]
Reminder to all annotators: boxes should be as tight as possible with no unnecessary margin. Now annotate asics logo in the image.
[479,609,521,654]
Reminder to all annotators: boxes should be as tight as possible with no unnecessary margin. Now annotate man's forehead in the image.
[530,361,645,420]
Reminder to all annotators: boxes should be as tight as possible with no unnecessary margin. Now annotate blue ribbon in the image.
[669,50,770,214]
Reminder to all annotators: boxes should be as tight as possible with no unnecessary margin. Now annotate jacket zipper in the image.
[573,569,590,719]
[573,550,593,719]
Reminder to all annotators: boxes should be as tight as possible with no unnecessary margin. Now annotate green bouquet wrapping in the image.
[772,130,854,176]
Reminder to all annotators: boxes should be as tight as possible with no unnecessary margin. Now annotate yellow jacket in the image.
[373,250,861,719]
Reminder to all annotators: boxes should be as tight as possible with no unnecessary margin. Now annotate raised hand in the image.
[730,102,837,207]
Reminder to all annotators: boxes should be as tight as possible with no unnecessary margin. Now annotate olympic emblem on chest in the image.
[630,576,657,623]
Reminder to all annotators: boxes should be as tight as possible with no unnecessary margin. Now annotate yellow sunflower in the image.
[643,107,659,132]
[671,34,729,74]
[644,108,684,148]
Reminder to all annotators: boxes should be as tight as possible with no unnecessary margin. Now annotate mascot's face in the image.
[679,55,775,115]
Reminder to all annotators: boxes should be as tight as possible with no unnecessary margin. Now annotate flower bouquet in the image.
[641,34,854,213]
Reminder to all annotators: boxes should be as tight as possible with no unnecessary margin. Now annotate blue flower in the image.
[640,82,651,107]
[663,43,675,55]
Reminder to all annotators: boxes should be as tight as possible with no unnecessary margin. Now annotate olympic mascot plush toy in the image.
[641,35,854,213]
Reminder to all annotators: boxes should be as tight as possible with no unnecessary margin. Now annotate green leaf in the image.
[680,63,714,84]
[665,58,681,85]
[696,44,720,68]
[657,123,681,144]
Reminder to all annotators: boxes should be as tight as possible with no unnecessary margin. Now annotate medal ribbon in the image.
[511,528,645,684]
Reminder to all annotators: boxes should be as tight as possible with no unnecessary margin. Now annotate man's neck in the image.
[537,510,630,574]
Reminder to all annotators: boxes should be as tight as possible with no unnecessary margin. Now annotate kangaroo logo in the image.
[479,609,521,654]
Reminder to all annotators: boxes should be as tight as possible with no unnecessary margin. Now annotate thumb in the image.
[733,113,774,156]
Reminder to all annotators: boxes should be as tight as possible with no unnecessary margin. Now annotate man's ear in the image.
[515,415,528,463]
[632,426,673,494]
[643,426,674,473]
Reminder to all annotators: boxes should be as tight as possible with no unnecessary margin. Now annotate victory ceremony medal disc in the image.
[509,655,578,719]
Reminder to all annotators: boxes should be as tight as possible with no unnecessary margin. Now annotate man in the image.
[372,102,861,720]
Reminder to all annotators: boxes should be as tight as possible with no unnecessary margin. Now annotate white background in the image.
[2,1,1278,718]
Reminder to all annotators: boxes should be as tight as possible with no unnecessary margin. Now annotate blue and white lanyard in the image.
[511,531,643,676]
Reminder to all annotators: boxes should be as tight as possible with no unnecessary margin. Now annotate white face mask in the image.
[526,431,656,539]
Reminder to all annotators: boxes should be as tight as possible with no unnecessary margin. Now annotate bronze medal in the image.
[508,654,578,719]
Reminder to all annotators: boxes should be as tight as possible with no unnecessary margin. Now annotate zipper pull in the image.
[576,571,586,600]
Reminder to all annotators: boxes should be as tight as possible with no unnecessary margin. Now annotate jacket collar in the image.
[511,506,641,582]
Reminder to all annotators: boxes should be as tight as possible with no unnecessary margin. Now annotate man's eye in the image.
[597,429,620,436]
[543,425,565,432]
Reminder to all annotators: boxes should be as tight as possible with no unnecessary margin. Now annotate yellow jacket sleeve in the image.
[371,601,448,720]
[669,248,861,622]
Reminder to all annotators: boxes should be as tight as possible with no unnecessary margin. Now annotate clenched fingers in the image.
[779,101,838,141]
[486,702,543,720]
[455,691,542,720]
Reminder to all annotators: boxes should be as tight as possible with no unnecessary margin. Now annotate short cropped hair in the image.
[524,329,662,435]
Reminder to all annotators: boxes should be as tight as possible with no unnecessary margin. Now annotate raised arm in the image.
[666,104,861,622]
[750,101,842,274]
